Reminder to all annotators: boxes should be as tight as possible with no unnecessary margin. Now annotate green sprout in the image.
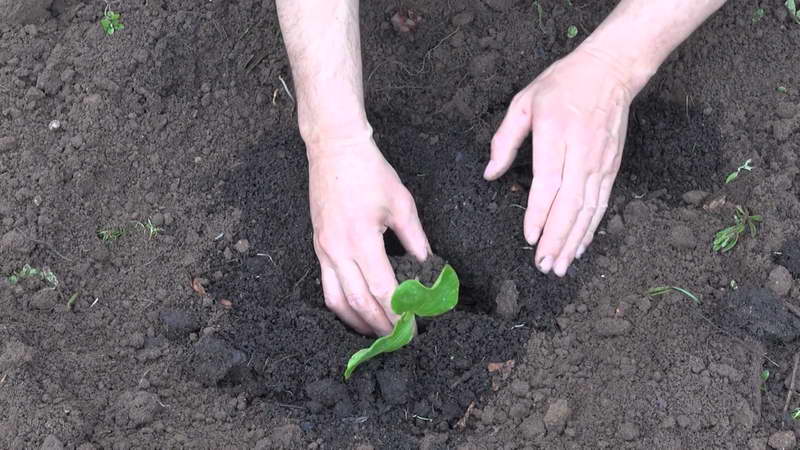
[6,264,59,289]
[792,408,800,420]
[97,227,126,242]
[712,206,762,253]
[777,86,788,93]
[532,1,544,30]
[761,369,770,381]
[566,25,578,39]
[647,286,701,305]
[67,292,79,311]
[344,265,460,380]
[752,8,765,23]
[725,158,754,184]
[136,219,163,239]
[100,9,124,35]
[786,0,800,24]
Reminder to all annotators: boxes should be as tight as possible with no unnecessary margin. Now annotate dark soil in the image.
[1,0,800,448]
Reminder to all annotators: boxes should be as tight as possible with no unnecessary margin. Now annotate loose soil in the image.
[1,0,799,448]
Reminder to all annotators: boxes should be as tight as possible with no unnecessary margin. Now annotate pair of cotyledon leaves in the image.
[344,264,460,379]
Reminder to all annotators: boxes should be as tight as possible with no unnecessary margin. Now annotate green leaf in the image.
[761,369,770,381]
[753,8,765,23]
[391,264,460,317]
[725,171,738,184]
[566,25,578,39]
[344,312,415,379]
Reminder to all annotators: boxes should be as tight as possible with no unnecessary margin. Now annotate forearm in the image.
[580,0,727,92]
[276,0,370,151]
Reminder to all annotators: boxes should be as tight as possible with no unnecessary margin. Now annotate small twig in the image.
[90,297,100,308]
[785,300,800,320]
[278,75,295,103]
[783,352,800,425]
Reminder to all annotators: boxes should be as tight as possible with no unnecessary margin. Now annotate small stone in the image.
[594,318,632,337]
[451,11,474,26]
[748,437,767,450]
[494,280,519,320]
[731,399,757,431]
[40,434,64,450]
[709,363,742,382]
[543,398,571,435]
[660,416,676,429]
[768,430,796,449]
[376,369,409,405]
[676,415,692,428]
[618,422,640,441]
[669,224,697,250]
[682,190,709,205]
[151,213,165,226]
[520,413,546,439]
[510,379,530,398]
[776,102,799,120]
[607,214,625,235]
[0,136,18,151]
[234,239,250,254]
[623,200,650,223]
[305,379,348,408]
[159,309,200,341]
[767,265,793,297]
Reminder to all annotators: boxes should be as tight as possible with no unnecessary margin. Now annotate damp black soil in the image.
[2,1,800,448]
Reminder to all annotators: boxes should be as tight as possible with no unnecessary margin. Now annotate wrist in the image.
[300,114,375,161]
[575,40,657,96]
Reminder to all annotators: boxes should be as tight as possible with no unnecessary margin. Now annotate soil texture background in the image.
[1,0,800,448]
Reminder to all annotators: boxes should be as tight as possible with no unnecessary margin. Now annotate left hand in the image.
[483,46,636,277]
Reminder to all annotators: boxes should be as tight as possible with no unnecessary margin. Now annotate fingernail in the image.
[553,259,568,277]
[537,255,553,273]
[576,245,586,259]
[483,161,497,179]
[526,227,541,245]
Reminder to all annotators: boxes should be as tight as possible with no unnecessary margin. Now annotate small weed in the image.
[777,86,789,93]
[730,279,739,290]
[97,227,126,242]
[753,7,766,22]
[532,1,544,30]
[725,158,754,184]
[712,206,762,253]
[136,219,163,239]
[100,9,124,35]
[7,264,59,289]
[786,0,800,24]
[792,407,800,420]
[647,286,701,305]
[761,369,770,381]
[566,25,578,38]
[67,292,79,311]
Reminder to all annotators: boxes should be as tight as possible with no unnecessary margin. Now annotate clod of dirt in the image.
[593,318,632,337]
[255,424,305,450]
[189,336,246,386]
[451,11,474,27]
[618,422,640,441]
[0,229,33,255]
[768,430,796,449]
[668,224,697,250]
[40,434,64,450]
[0,0,51,25]
[0,340,34,372]
[521,413,546,440]
[607,214,625,235]
[29,288,57,310]
[718,288,800,343]
[776,102,799,120]
[305,379,349,408]
[494,280,519,320]
[469,52,499,78]
[159,309,201,341]
[731,398,757,431]
[767,265,794,297]
[543,398,571,435]
[776,239,800,277]
[376,369,410,405]
[112,391,163,429]
[682,190,710,205]
[390,10,421,33]
[234,239,250,254]
[391,254,446,285]
[623,200,651,224]
[484,0,514,12]
[0,136,18,151]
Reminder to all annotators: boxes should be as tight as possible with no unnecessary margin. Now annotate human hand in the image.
[484,47,636,277]
[308,134,430,336]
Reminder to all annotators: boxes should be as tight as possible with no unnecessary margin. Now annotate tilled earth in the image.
[1,0,800,448]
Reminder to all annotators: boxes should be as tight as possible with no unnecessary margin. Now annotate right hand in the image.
[308,132,430,336]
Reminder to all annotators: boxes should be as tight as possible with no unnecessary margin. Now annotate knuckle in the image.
[345,292,366,310]
[370,284,394,301]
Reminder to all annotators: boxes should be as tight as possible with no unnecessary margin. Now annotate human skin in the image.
[276,0,727,334]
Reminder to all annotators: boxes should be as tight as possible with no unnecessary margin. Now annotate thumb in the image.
[484,93,533,181]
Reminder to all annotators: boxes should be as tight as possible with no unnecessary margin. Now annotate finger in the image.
[552,172,602,276]
[390,196,430,262]
[336,261,394,336]
[523,120,566,246]
[485,92,533,180]
[355,234,400,323]
[579,175,615,251]
[320,263,373,335]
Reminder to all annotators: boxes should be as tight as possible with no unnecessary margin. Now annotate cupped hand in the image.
[484,46,635,277]
[308,135,429,336]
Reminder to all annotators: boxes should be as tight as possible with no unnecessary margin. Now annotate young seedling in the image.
[759,369,770,391]
[566,25,578,39]
[752,8,765,23]
[136,219,163,239]
[712,206,762,252]
[100,9,125,35]
[647,286,701,305]
[786,0,800,24]
[6,264,59,289]
[344,264,460,380]
[725,158,754,184]
[792,407,800,421]
[97,227,126,242]
[67,292,79,311]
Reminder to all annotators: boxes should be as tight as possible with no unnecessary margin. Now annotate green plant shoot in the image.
[344,264,460,380]
[793,407,800,421]
[752,8,765,23]
[100,10,124,35]
[712,206,762,252]
[6,264,59,289]
[647,286,701,305]
[725,159,753,184]
[787,0,800,24]
[566,25,578,38]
